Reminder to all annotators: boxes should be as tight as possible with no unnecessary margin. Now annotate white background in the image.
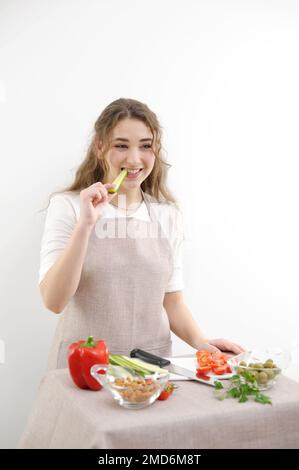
[1,0,299,448]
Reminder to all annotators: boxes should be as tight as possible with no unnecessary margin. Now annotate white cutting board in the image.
[164,356,196,381]
[165,356,233,381]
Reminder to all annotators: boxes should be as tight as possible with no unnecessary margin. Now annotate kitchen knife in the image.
[130,348,218,387]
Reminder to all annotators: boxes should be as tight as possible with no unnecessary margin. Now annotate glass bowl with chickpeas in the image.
[90,364,170,409]
[227,348,291,391]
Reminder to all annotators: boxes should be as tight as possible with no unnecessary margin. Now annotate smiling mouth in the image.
[121,168,143,175]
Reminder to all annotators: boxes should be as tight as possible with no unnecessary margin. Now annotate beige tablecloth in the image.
[19,368,299,449]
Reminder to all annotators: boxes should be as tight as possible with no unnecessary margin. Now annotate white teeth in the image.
[125,168,141,174]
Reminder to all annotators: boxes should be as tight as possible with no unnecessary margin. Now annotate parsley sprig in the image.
[214,371,272,405]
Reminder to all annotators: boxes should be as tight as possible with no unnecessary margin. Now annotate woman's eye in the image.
[115,144,152,150]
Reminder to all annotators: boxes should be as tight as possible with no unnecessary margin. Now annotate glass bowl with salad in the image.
[90,354,169,409]
[227,348,291,391]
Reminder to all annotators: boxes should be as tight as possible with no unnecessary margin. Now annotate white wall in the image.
[1,0,299,448]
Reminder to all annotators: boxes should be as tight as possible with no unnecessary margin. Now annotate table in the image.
[19,368,299,449]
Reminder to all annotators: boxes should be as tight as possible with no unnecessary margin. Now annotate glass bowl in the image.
[227,348,291,391]
[90,364,170,409]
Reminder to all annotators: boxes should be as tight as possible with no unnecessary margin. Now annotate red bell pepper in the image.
[68,336,109,390]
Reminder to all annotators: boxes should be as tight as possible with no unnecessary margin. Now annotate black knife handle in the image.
[130,349,171,368]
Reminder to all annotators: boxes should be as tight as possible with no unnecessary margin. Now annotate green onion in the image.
[109,354,168,377]
[108,169,128,193]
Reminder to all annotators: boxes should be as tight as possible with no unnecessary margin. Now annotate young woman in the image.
[39,98,244,369]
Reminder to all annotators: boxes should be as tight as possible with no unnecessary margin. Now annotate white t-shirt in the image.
[39,191,184,293]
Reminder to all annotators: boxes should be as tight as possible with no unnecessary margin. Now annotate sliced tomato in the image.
[196,351,211,361]
[196,350,210,357]
[196,350,230,376]
[196,365,212,374]
[212,365,228,375]
[200,359,212,367]
[196,372,211,381]
[196,350,212,367]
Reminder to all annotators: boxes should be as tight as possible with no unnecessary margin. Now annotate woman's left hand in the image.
[207,338,245,355]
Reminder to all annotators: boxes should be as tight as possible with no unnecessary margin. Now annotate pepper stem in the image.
[82,336,96,348]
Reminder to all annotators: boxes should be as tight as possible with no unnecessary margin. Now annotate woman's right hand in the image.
[78,182,116,228]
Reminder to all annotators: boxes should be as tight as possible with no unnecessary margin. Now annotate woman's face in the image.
[104,118,156,191]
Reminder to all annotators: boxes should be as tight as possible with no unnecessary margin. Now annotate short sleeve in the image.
[38,194,77,284]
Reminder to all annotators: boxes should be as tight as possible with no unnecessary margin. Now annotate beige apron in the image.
[47,191,173,369]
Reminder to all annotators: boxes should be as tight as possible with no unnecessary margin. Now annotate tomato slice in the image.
[196,371,211,381]
[196,350,230,376]
[212,365,228,375]
[196,350,213,367]
[196,365,212,374]
[196,351,210,360]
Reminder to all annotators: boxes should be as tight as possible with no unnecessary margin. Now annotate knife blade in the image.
[130,348,218,387]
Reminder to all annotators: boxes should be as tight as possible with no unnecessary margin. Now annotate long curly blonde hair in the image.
[56,98,175,203]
